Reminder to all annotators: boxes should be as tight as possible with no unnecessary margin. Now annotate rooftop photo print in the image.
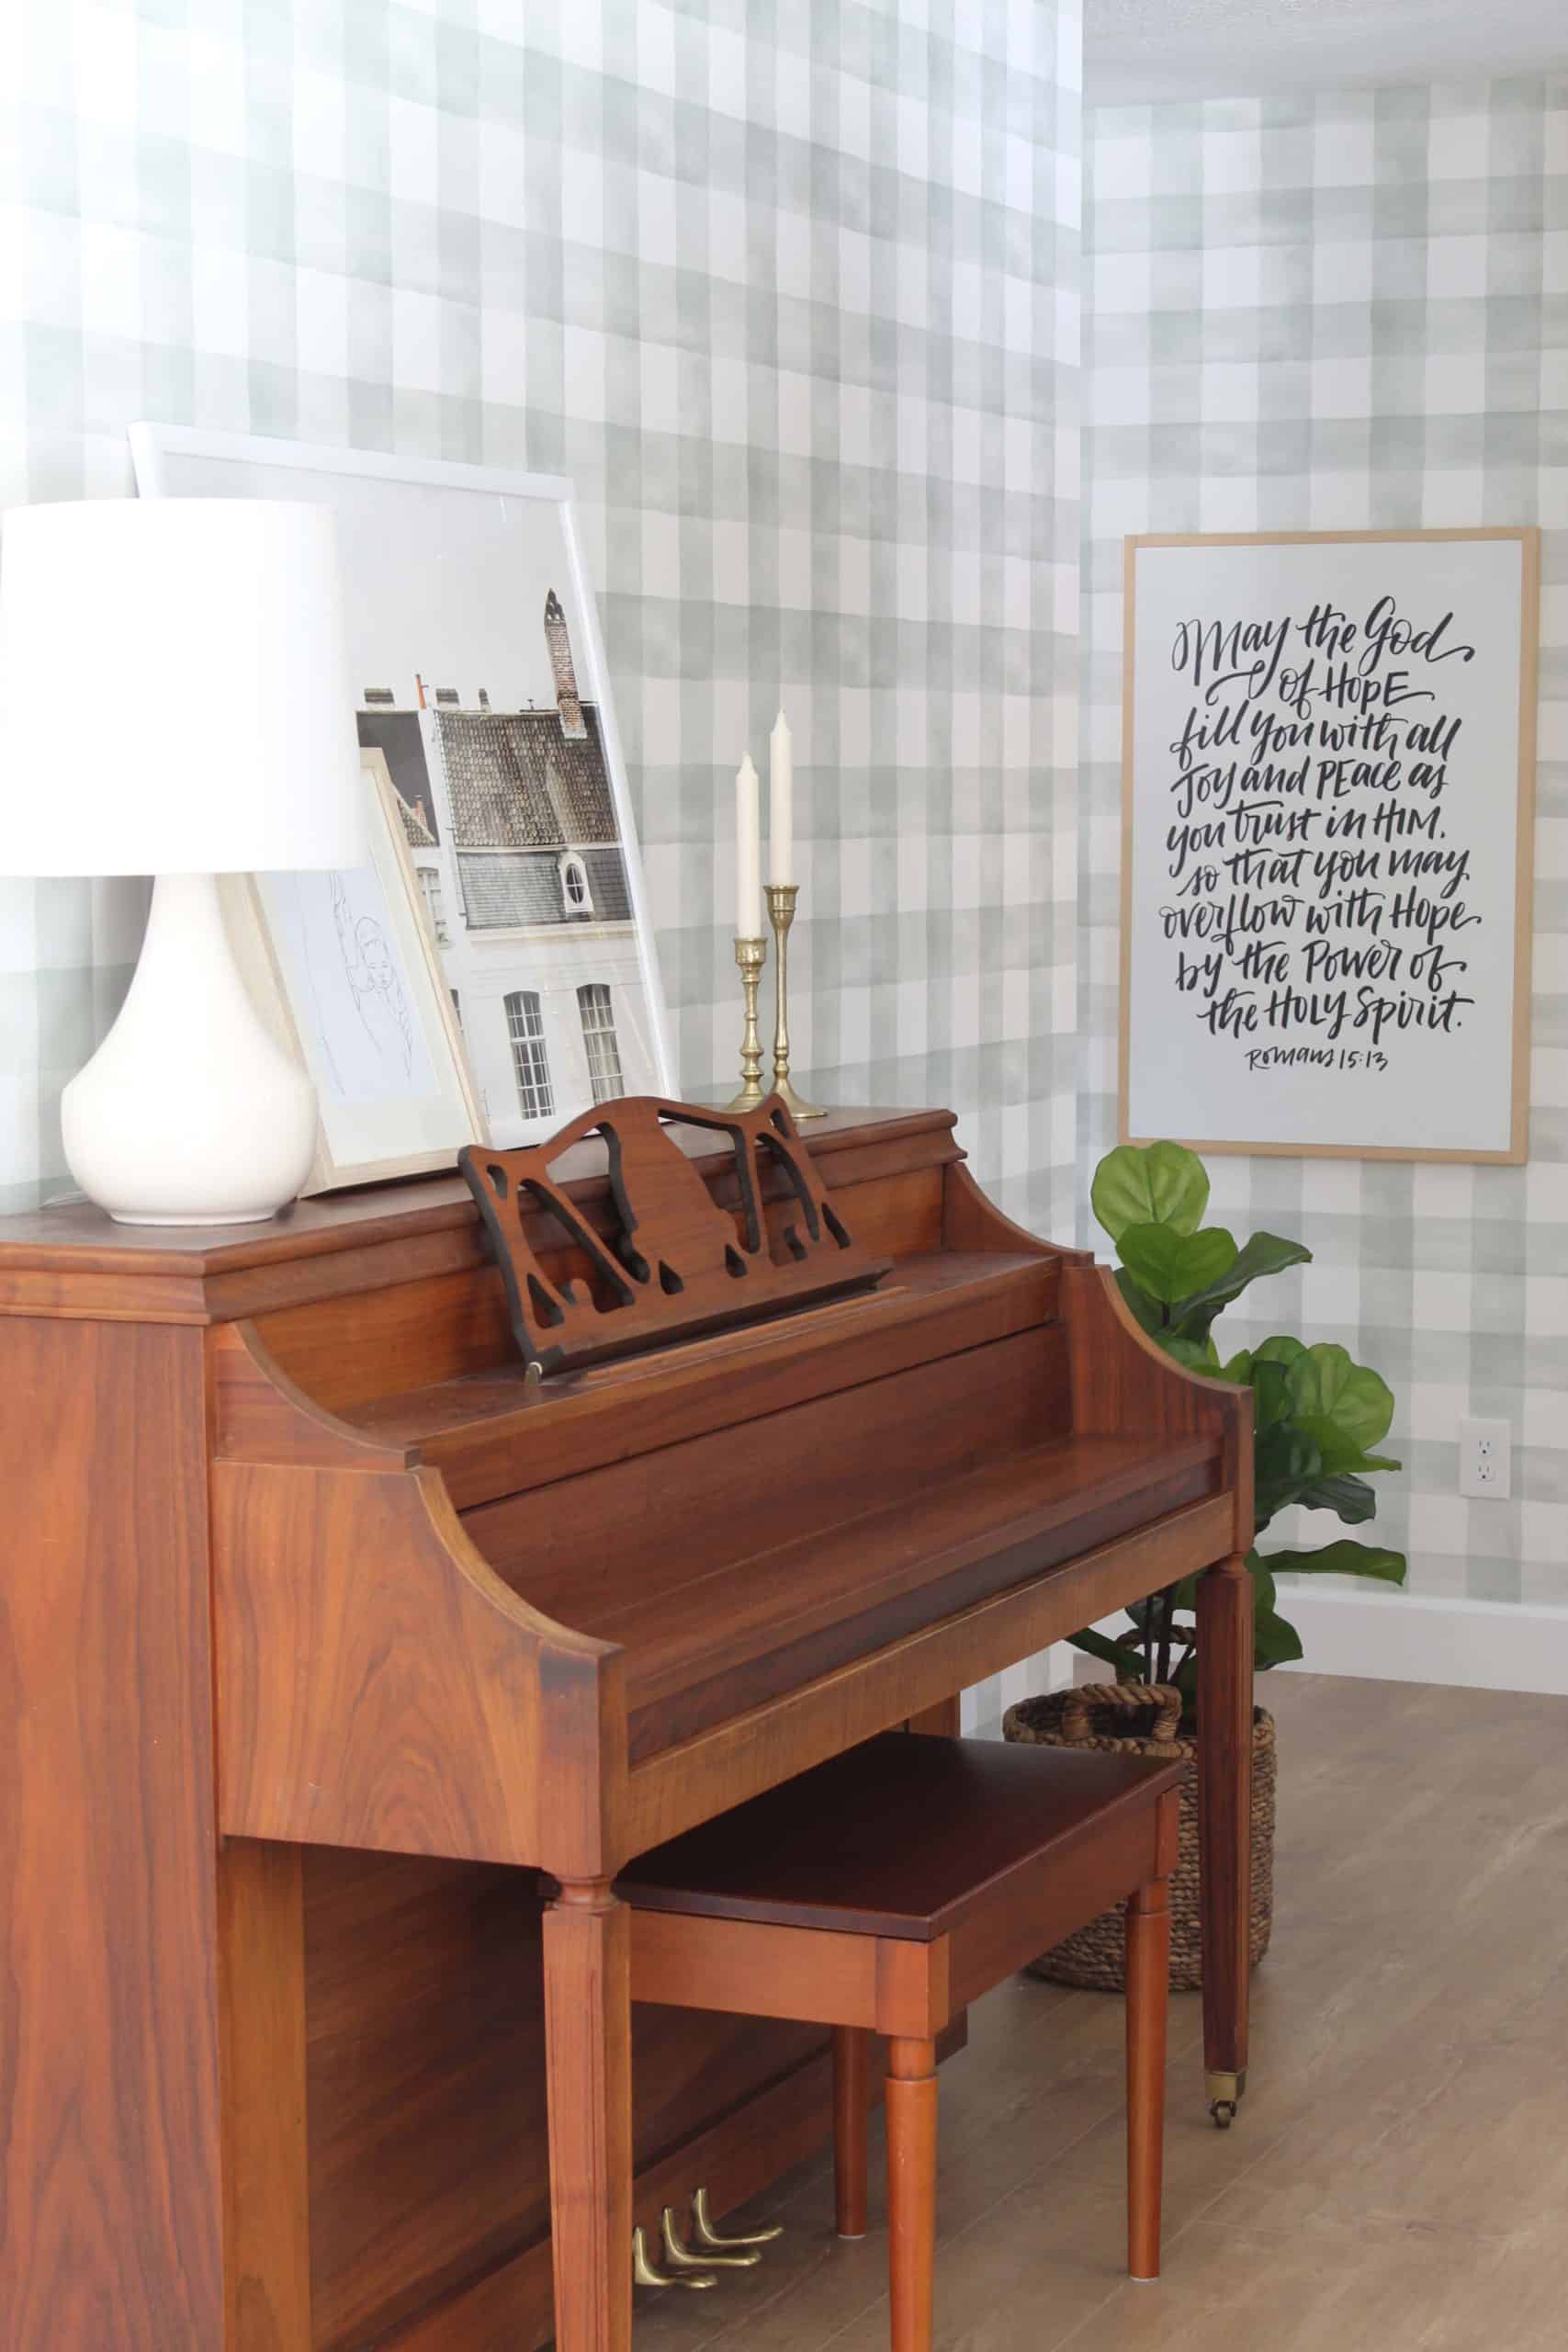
[130,430,675,1159]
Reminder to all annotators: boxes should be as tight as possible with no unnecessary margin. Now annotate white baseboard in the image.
[1088,1588,1568,1699]
[1271,1585,1568,1697]
[970,1587,1568,1736]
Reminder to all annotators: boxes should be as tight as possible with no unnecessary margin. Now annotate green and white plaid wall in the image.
[1083,80,1568,1605]
[0,0,1083,1243]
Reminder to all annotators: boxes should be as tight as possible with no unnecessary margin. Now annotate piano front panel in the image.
[297,1845,827,2352]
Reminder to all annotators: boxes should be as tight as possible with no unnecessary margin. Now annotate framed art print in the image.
[1121,528,1539,1163]
[222,750,487,1192]
[131,426,677,1149]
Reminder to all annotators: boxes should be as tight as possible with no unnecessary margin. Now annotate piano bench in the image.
[618,1729,1182,2348]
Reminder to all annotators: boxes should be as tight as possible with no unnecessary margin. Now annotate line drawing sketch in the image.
[331,873,416,1080]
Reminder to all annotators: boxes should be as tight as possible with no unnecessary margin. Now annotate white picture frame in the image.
[221,750,488,1191]
[130,425,677,1150]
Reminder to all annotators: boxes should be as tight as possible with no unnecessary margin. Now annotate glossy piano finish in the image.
[0,1107,1253,2352]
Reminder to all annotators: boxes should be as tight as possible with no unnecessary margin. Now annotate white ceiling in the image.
[1086,0,1567,105]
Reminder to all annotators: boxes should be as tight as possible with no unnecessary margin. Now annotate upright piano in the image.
[0,1103,1253,2352]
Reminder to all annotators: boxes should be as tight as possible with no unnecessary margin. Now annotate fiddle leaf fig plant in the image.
[1074,1139,1406,1713]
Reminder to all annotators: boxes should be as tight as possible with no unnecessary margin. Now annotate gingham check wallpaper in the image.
[1083,82,1568,1606]
[0,0,1083,1243]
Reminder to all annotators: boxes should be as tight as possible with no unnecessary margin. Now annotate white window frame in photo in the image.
[558,849,593,917]
[505,988,556,1123]
[577,981,624,1106]
[417,864,450,945]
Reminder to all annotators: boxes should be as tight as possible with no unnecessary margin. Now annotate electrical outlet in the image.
[1458,1417,1511,1500]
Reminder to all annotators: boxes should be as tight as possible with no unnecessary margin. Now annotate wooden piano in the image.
[0,1102,1253,2352]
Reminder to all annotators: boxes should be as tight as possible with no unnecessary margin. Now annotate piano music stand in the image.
[459,1093,891,1379]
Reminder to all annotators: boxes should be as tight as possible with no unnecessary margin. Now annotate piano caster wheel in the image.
[632,2225,716,2290]
[662,2206,761,2272]
[1206,2068,1246,2131]
[691,2183,784,2251]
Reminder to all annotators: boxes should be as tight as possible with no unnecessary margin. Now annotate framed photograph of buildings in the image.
[130,427,676,1148]
[222,750,487,1191]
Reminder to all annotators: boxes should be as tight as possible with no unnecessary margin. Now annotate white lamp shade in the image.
[0,497,366,876]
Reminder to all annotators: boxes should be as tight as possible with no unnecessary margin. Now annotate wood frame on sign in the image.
[1118,526,1540,1164]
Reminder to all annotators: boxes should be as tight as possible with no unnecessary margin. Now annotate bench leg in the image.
[833,2025,871,2239]
[886,2036,938,2352]
[1125,1880,1170,2282]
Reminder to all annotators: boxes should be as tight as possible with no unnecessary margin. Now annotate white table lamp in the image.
[0,497,365,1224]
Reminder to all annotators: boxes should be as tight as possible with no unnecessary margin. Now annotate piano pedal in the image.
[690,2184,784,2251]
[661,2205,761,2272]
[631,2224,716,2290]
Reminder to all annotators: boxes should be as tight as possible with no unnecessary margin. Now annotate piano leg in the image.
[543,1880,635,2351]
[906,1696,962,1736]
[1196,1553,1253,2127]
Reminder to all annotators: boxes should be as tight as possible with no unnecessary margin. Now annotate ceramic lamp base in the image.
[62,871,319,1227]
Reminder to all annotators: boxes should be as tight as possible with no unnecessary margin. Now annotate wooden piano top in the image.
[0,1105,961,1327]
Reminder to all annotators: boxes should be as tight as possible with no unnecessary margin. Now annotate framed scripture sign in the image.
[1120,528,1539,1163]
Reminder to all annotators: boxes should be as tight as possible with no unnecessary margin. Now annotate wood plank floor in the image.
[636,1672,1568,2352]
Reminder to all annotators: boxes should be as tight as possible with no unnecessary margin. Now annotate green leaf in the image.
[1254,1336,1307,1367]
[1251,1358,1294,1434]
[1253,1605,1305,1669]
[1160,1334,1221,1374]
[1114,1266,1164,1338]
[1296,1472,1378,1524]
[1283,1343,1395,1470]
[1091,1140,1210,1246]
[1067,1626,1148,1679]
[1213,1350,1292,1430]
[1254,1420,1323,1528]
[1166,1230,1314,1342]
[1119,1222,1238,1306]
[1263,1539,1407,1585]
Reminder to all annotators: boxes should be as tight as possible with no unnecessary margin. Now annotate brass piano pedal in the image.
[1205,2068,1246,2130]
[632,2225,716,2290]
[690,2184,784,2251]
[661,2205,761,2272]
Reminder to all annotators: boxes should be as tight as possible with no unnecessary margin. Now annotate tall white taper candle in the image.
[735,752,761,937]
[769,708,794,885]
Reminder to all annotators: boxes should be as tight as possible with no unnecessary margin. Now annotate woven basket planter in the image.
[1002,1681,1276,1993]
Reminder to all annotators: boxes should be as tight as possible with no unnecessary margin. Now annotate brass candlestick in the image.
[725,935,768,1109]
[764,883,823,1119]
